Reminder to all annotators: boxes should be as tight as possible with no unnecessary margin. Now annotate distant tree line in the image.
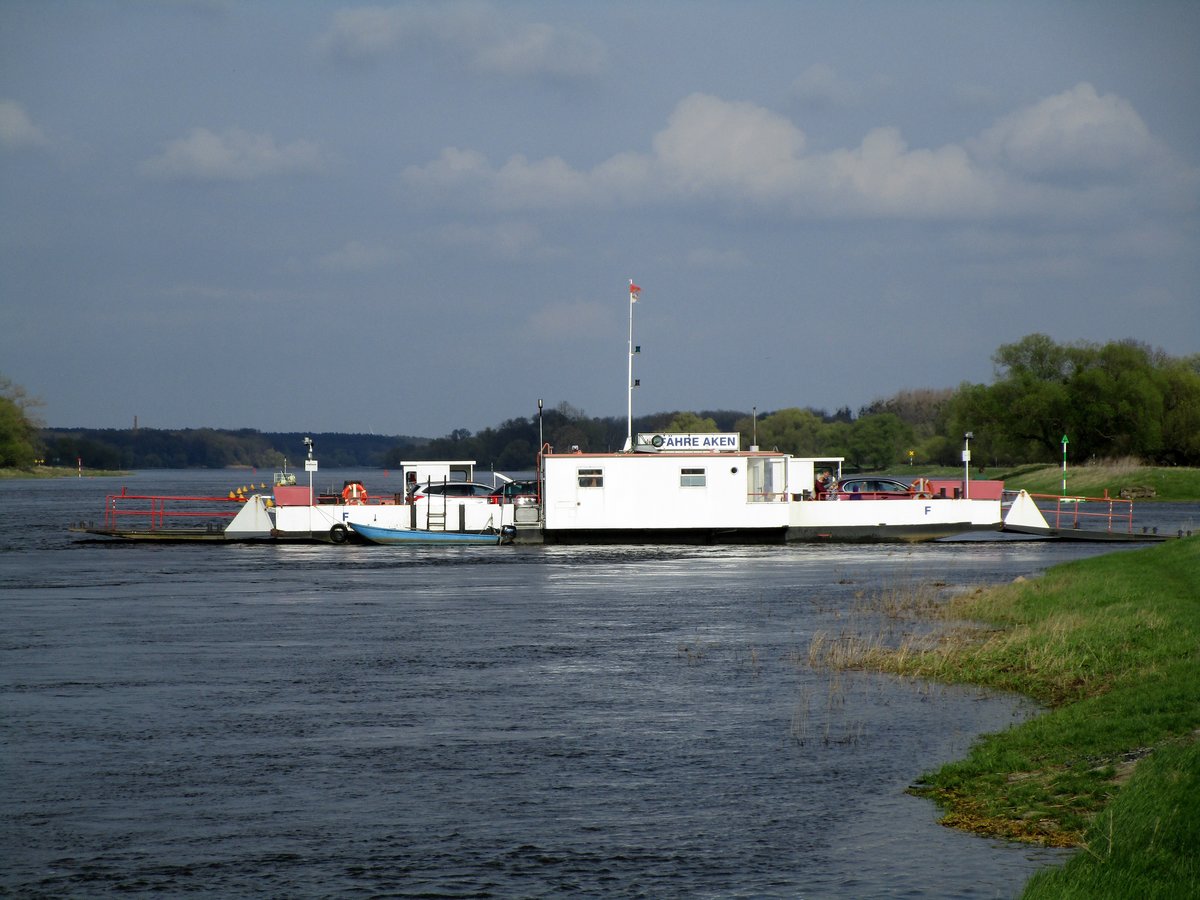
[37,428,425,470]
[389,336,1200,471]
[3,335,1198,471]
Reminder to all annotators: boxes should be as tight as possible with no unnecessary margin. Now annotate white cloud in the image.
[403,148,599,210]
[405,92,1003,217]
[402,86,1199,222]
[140,127,325,181]
[318,3,605,78]
[815,127,1002,217]
[0,100,49,149]
[405,146,492,188]
[972,82,1157,177]
[652,94,808,201]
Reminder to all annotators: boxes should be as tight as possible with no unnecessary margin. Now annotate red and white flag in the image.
[629,280,642,301]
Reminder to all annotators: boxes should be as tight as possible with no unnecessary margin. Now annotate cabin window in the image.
[680,467,706,487]
[577,467,604,488]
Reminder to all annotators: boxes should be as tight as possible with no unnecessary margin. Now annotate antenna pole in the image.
[623,280,639,451]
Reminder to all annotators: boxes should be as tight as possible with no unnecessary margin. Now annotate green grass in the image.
[1022,741,1200,899]
[0,465,125,478]
[890,462,1200,501]
[818,537,1200,896]
[995,462,1200,502]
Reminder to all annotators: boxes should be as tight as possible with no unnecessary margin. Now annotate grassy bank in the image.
[995,461,1200,501]
[889,462,1199,501]
[0,465,125,479]
[813,537,1199,897]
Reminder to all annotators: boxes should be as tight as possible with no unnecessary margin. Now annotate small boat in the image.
[349,521,514,546]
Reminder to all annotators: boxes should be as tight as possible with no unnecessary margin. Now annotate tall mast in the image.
[623,279,641,451]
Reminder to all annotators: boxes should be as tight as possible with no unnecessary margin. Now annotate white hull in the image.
[786,497,999,542]
[539,448,1001,544]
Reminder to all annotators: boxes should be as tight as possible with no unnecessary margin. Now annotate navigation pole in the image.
[623,280,642,452]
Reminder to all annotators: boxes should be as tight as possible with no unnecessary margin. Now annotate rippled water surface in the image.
[4,472,1196,897]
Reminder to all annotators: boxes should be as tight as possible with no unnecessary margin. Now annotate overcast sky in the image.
[3,1,1198,439]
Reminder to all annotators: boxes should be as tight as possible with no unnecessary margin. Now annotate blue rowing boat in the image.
[349,521,513,546]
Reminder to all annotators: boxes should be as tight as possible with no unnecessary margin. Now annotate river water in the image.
[3,471,1196,897]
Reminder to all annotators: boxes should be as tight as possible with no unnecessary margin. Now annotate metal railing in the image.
[103,488,244,532]
[1013,491,1136,535]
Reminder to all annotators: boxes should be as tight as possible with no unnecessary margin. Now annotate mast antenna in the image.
[623,279,642,451]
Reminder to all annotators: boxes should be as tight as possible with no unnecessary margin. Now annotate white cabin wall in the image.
[789,459,816,497]
[543,454,790,531]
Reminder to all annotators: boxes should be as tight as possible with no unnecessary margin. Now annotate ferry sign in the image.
[635,432,741,452]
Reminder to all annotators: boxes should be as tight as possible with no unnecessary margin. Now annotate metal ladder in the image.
[425,479,447,531]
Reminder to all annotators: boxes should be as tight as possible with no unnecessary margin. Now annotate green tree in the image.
[993,332,1073,382]
[862,387,957,465]
[0,377,43,467]
[1160,356,1200,465]
[859,387,954,436]
[750,408,827,455]
[495,438,534,470]
[1064,341,1164,460]
[664,411,719,432]
[947,335,1199,465]
[846,413,913,469]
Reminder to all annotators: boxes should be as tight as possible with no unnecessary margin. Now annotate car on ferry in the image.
[833,477,914,499]
[488,480,539,505]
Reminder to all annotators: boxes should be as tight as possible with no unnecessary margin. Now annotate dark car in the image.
[488,480,539,505]
[835,477,913,499]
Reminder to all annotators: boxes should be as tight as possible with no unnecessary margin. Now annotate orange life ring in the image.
[910,478,934,499]
[341,482,368,505]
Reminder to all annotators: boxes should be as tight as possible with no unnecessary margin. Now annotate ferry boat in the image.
[67,282,1167,547]
[533,433,1003,544]
[73,443,1164,545]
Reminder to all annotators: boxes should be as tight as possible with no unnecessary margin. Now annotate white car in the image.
[408,482,496,502]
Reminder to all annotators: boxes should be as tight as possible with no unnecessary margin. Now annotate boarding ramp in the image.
[1002,490,1169,542]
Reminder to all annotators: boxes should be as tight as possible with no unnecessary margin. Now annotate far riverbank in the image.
[0,466,126,479]
[9,462,1200,501]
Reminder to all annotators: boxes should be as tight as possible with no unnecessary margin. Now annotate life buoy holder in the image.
[341,482,368,505]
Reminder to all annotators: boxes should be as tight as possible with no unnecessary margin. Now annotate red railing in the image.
[103,488,244,533]
[1022,492,1136,534]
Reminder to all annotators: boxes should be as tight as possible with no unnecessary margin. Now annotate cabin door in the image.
[747,457,786,502]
